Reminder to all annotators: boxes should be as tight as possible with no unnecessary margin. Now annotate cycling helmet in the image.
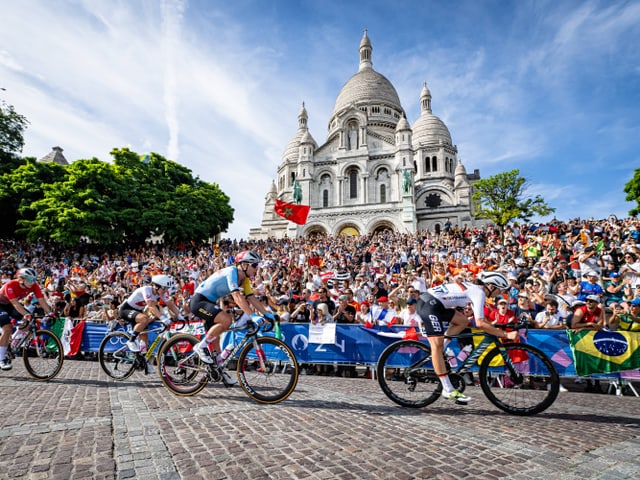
[17,268,38,280]
[476,271,509,290]
[151,274,175,290]
[235,250,261,264]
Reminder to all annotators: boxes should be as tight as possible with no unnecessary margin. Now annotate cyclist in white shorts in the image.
[416,271,518,404]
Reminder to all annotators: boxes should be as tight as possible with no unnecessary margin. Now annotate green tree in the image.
[0,100,29,158]
[16,148,235,245]
[623,168,640,217]
[471,169,555,239]
[20,158,126,244]
[0,158,65,237]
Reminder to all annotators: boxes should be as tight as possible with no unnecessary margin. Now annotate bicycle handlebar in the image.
[496,320,530,331]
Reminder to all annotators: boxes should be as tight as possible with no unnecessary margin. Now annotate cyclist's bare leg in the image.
[428,335,446,376]
[133,313,152,346]
[203,310,233,355]
[0,324,12,348]
[444,311,471,339]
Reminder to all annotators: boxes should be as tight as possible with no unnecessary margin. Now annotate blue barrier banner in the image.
[76,322,640,378]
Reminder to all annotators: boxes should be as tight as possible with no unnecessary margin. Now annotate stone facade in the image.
[250,31,484,240]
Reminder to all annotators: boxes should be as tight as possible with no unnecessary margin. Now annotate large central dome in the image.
[333,69,402,115]
[331,31,403,118]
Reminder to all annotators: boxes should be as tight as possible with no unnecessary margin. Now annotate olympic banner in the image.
[74,321,640,378]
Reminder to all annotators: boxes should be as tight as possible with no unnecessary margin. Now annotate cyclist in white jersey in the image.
[192,250,277,378]
[416,271,518,404]
[119,274,183,352]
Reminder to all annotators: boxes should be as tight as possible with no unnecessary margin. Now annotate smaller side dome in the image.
[455,160,467,176]
[395,116,411,132]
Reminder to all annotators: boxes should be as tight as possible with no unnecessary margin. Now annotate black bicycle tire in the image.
[22,329,64,381]
[98,331,137,380]
[157,334,208,396]
[376,339,441,408]
[479,342,560,416]
[236,337,299,404]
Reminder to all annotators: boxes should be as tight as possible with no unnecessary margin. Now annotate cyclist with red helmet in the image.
[192,250,277,382]
[0,268,52,370]
[416,271,519,404]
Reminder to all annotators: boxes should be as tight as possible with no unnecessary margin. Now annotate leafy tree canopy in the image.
[0,100,29,157]
[8,148,233,246]
[623,168,640,217]
[471,169,555,239]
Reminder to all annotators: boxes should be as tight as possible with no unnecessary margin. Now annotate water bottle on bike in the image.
[216,344,234,365]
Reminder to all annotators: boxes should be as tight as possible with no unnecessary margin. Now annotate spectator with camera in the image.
[609,298,640,331]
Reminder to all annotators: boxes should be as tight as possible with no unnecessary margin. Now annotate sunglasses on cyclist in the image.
[250,263,259,268]
[23,276,37,283]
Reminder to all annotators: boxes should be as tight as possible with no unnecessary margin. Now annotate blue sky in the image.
[1,0,639,239]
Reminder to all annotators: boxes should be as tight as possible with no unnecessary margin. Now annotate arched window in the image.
[380,184,386,204]
[425,156,431,172]
[323,190,329,207]
[432,156,438,172]
[349,169,358,199]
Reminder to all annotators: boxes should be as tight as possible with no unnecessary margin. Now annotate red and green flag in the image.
[274,199,310,225]
[567,330,640,376]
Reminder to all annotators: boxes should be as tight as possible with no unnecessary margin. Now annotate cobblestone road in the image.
[1,359,639,480]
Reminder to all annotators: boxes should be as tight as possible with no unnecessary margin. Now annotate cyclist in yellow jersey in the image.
[192,251,277,382]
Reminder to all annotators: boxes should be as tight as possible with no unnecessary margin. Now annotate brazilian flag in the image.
[567,330,640,376]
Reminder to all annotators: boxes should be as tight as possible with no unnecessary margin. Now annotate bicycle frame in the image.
[448,332,521,379]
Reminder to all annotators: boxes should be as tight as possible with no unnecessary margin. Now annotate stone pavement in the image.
[0,359,639,480]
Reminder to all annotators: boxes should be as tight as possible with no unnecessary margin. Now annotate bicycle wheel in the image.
[237,337,299,404]
[376,340,441,408]
[479,343,560,416]
[98,331,137,380]
[22,329,64,381]
[158,334,208,396]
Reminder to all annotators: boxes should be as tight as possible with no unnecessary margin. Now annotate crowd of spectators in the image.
[1,216,639,332]
[2,215,640,386]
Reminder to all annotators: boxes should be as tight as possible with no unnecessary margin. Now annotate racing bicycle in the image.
[157,314,299,404]
[98,319,188,380]
[376,321,560,415]
[5,314,64,381]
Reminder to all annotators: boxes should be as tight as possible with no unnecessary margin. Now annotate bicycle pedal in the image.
[454,400,468,406]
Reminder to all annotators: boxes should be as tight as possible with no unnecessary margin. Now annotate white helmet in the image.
[476,271,509,290]
[18,268,38,280]
[235,250,261,264]
[151,274,175,290]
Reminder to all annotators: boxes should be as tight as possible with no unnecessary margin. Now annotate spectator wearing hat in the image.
[513,292,536,326]
[489,298,515,326]
[603,272,627,308]
[609,298,640,331]
[571,295,606,331]
[577,271,604,302]
[333,295,354,323]
[356,301,373,326]
[371,296,397,326]
[400,297,423,329]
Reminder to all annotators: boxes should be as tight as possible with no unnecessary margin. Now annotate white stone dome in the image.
[412,113,452,145]
[332,68,402,116]
[412,81,452,145]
